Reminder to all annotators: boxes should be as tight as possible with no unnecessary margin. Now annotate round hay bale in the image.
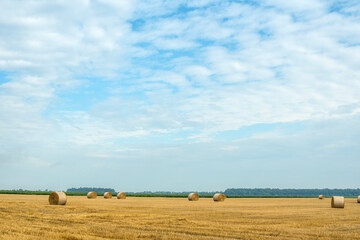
[117,192,126,199]
[104,192,112,199]
[213,193,226,202]
[49,192,67,205]
[318,195,324,200]
[331,196,345,208]
[357,196,360,203]
[188,193,199,201]
[87,191,97,199]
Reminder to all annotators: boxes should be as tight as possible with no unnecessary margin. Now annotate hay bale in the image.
[331,196,345,208]
[318,195,324,200]
[117,192,126,199]
[357,196,360,203]
[213,193,226,202]
[188,193,199,201]
[104,192,113,199]
[87,191,97,199]
[49,192,67,205]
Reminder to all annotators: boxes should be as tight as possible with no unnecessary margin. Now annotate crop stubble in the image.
[0,194,360,239]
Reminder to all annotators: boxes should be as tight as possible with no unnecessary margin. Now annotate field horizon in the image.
[1,189,360,198]
[0,190,319,198]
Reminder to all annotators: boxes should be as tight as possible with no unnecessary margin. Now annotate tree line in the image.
[62,187,360,197]
[224,188,360,197]
[67,187,115,193]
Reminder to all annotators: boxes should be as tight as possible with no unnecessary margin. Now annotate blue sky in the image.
[0,0,360,192]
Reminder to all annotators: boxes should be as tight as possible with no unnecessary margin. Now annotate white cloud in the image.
[262,0,326,13]
[186,0,214,8]
[1,0,359,139]
[0,0,360,189]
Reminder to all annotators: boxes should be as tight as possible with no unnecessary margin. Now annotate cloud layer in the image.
[0,0,359,190]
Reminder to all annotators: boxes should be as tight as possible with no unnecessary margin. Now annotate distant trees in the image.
[67,187,115,193]
[131,191,218,195]
[224,188,360,197]
[64,187,360,196]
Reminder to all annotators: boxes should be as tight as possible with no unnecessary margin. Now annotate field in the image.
[0,195,360,239]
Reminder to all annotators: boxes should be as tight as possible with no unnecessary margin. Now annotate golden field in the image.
[1,195,360,239]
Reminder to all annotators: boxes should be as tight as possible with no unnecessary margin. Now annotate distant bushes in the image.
[67,187,115,193]
[0,190,50,195]
[1,188,359,198]
[224,188,360,197]
[0,190,87,196]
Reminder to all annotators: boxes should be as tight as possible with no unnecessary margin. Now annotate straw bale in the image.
[331,196,344,208]
[318,195,324,200]
[87,191,97,199]
[117,192,126,199]
[213,193,226,202]
[48,192,67,205]
[357,196,360,203]
[188,193,199,201]
[104,192,113,199]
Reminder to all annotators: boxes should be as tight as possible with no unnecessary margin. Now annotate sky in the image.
[0,0,360,192]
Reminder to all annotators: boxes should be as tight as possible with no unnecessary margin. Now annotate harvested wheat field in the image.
[1,195,360,239]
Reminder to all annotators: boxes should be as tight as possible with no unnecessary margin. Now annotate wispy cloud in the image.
[0,0,359,190]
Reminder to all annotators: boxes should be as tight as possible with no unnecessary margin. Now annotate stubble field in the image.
[0,194,360,239]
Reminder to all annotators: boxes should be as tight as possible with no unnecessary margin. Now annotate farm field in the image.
[0,195,360,239]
